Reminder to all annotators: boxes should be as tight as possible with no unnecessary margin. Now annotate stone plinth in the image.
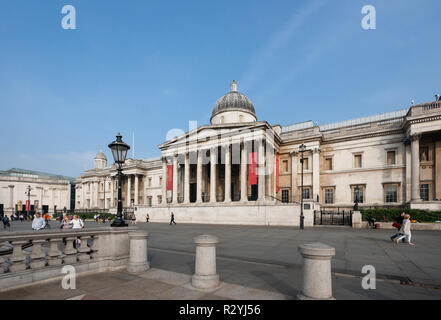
[127,230,150,274]
[352,211,362,229]
[298,242,335,300]
[191,234,220,291]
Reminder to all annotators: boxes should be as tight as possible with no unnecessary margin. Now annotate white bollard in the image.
[127,230,150,274]
[298,242,335,300]
[191,234,220,290]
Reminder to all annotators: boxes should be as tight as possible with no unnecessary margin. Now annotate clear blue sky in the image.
[1,0,440,177]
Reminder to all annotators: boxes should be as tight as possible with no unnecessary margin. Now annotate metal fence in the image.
[314,208,352,226]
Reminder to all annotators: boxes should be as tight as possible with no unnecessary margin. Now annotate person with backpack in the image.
[2,215,10,229]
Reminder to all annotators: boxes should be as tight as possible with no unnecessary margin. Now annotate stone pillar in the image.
[127,175,132,207]
[184,153,190,204]
[312,148,320,202]
[435,140,441,200]
[110,177,115,208]
[173,155,178,204]
[298,243,335,300]
[291,152,298,202]
[95,182,99,208]
[196,150,203,203]
[225,145,231,202]
[8,185,14,209]
[127,230,150,274]
[411,134,421,201]
[134,174,139,205]
[405,143,411,202]
[162,157,167,205]
[258,139,266,201]
[210,148,217,203]
[352,211,362,229]
[240,142,248,202]
[191,235,220,290]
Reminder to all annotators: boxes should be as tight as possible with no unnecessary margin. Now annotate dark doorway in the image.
[249,184,258,201]
[190,183,197,203]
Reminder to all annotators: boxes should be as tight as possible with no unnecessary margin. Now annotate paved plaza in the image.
[1,221,441,299]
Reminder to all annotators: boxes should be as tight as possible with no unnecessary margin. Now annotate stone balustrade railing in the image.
[0,227,138,292]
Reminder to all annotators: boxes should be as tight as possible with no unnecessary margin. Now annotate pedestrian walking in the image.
[391,212,405,242]
[395,214,414,245]
[131,215,137,225]
[169,212,176,225]
[146,213,150,223]
[2,215,10,229]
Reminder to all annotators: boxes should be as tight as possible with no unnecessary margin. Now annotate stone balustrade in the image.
[0,227,138,292]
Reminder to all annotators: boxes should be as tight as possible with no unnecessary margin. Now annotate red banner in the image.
[276,153,279,193]
[248,152,257,185]
[167,165,173,191]
[26,200,30,211]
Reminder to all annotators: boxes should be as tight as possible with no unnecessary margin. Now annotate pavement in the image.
[1,220,441,299]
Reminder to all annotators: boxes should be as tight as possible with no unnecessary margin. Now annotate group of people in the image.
[93,214,108,224]
[390,212,415,245]
[31,212,84,231]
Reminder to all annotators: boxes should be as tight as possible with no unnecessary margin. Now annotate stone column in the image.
[58,189,62,209]
[258,139,266,201]
[210,148,217,203]
[240,142,248,202]
[127,231,150,274]
[162,157,167,205]
[405,143,411,203]
[95,182,99,208]
[225,145,231,202]
[173,155,178,204]
[312,148,320,202]
[51,188,55,212]
[265,145,272,200]
[196,150,203,203]
[184,153,190,204]
[191,235,220,290]
[273,148,277,201]
[298,243,335,300]
[110,177,115,208]
[134,174,139,205]
[291,151,298,202]
[127,175,132,207]
[8,185,14,209]
[436,140,441,200]
[411,134,421,201]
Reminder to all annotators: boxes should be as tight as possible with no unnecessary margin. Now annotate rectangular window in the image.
[147,197,152,207]
[353,187,364,203]
[283,160,289,173]
[387,151,396,165]
[159,177,162,186]
[420,184,429,201]
[148,178,152,187]
[324,188,334,204]
[282,190,289,203]
[354,154,362,168]
[385,185,398,203]
[302,188,310,200]
[325,158,333,170]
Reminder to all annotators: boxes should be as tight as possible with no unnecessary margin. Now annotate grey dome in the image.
[95,151,107,160]
[211,81,256,119]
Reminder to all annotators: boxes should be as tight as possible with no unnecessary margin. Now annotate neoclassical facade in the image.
[0,168,74,215]
[76,81,441,225]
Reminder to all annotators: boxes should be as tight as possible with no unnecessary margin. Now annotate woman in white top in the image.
[395,214,414,245]
[72,215,84,229]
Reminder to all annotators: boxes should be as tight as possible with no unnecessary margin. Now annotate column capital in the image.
[409,133,422,142]
[313,147,321,154]
[290,151,298,157]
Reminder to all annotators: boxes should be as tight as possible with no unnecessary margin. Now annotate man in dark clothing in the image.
[169,212,176,225]
[391,212,406,242]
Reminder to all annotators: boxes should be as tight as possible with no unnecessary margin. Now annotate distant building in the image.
[0,168,75,215]
[76,81,441,225]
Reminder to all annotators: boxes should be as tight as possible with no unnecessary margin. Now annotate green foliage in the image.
[52,212,116,220]
[360,208,441,223]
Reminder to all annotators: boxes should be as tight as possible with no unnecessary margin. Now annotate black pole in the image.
[300,151,304,230]
[111,165,127,227]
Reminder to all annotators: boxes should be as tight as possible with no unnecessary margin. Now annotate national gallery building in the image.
[76,81,441,226]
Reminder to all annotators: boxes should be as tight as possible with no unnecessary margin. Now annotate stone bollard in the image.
[191,235,220,290]
[298,242,335,300]
[127,230,150,274]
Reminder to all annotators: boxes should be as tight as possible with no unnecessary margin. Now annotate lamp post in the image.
[299,144,306,230]
[354,185,360,211]
[25,185,32,218]
[108,132,130,227]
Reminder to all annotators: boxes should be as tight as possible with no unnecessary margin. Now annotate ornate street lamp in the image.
[108,132,130,227]
[354,185,360,211]
[299,144,307,230]
[25,185,32,218]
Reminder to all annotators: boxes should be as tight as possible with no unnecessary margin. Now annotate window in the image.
[282,190,289,203]
[159,177,162,186]
[301,158,309,170]
[420,184,429,201]
[385,185,398,203]
[354,154,362,168]
[302,188,311,200]
[325,158,333,170]
[387,151,396,165]
[324,188,334,204]
[352,186,364,203]
[147,197,152,207]
[420,147,429,161]
[282,160,289,173]
[158,195,162,204]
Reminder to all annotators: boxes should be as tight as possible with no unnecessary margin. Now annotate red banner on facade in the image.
[248,152,257,185]
[276,153,279,193]
[167,165,173,191]
[26,200,30,211]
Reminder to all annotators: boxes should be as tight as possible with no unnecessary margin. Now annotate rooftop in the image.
[0,168,75,182]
